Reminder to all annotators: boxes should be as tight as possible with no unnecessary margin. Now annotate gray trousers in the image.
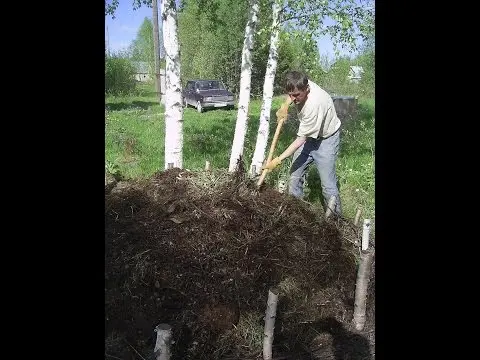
[288,129,341,214]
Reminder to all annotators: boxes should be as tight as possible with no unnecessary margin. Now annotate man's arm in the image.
[278,136,306,161]
[262,136,306,171]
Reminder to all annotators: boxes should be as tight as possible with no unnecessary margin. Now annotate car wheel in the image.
[196,101,203,113]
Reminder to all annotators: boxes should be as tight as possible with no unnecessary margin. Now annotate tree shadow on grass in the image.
[106,101,160,112]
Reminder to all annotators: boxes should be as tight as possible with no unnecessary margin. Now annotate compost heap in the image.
[105,166,375,360]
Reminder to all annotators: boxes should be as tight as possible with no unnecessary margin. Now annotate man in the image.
[262,70,342,215]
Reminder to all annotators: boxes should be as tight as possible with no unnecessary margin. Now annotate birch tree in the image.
[161,0,184,169]
[228,0,260,172]
[106,0,182,170]
[250,0,283,174]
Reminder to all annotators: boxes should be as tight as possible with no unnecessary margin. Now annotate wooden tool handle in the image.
[257,117,285,187]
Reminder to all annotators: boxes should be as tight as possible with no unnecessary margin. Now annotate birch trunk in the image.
[162,0,183,169]
[354,208,362,226]
[353,248,374,331]
[361,219,371,251]
[154,323,172,360]
[228,0,259,172]
[250,0,283,175]
[263,288,279,360]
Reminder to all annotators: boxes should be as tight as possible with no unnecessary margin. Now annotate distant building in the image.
[348,66,364,83]
[132,61,166,91]
[132,61,152,82]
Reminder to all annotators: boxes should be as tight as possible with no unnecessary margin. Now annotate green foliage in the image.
[322,56,351,90]
[105,0,120,18]
[178,0,327,98]
[105,53,138,95]
[312,50,375,99]
[281,0,374,55]
[106,0,374,100]
[105,160,121,176]
[355,50,374,97]
[275,30,324,94]
[178,0,248,93]
[129,17,156,77]
[336,98,375,221]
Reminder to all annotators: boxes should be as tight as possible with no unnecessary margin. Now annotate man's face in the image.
[288,85,310,105]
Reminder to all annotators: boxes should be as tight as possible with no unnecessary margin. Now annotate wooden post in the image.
[353,249,374,331]
[263,288,279,360]
[154,323,172,360]
[361,219,371,251]
[277,177,286,193]
[325,196,336,218]
[152,0,162,104]
[205,161,211,171]
[354,208,362,226]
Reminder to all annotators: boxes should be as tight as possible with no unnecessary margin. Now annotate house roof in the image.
[350,66,364,74]
[349,66,364,79]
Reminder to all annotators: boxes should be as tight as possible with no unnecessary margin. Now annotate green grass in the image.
[105,82,375,228]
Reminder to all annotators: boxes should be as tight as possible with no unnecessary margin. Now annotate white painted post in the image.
[263,288,279,360]
[251,165,257,178]
[353,248,374,331]
[205,160,211,171]
[361,219,371,251]
[354,208,362,226]
[277,175,287,193]
[154,323,172,360]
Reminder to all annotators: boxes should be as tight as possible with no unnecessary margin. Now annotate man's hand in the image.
[262,157,282,171]
[275,98,292,121]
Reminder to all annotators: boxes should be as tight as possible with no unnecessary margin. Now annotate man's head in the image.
[285,71,310,105]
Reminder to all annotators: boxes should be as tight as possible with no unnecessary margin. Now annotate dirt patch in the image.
[105,166,375,360]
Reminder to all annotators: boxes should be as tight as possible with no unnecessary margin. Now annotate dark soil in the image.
[105,166,375,360]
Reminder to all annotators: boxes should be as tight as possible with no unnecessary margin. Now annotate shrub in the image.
[105,53,137,96]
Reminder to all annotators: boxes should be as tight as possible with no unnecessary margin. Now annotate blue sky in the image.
[105,2,362,62]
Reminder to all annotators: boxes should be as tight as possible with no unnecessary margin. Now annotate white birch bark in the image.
[361,219,371,251]
[162,0,183,169]
[228,0,260,172]
[154,323,172,360]
[250,0,283,175]
[353,248,374,331]
[262,288,279,360]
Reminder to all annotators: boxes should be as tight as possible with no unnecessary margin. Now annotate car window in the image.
[196,81,226,90]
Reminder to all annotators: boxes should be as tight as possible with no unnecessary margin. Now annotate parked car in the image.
[182,79,235,113]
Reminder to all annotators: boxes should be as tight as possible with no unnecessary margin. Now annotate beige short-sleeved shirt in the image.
[296,80,341,139]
